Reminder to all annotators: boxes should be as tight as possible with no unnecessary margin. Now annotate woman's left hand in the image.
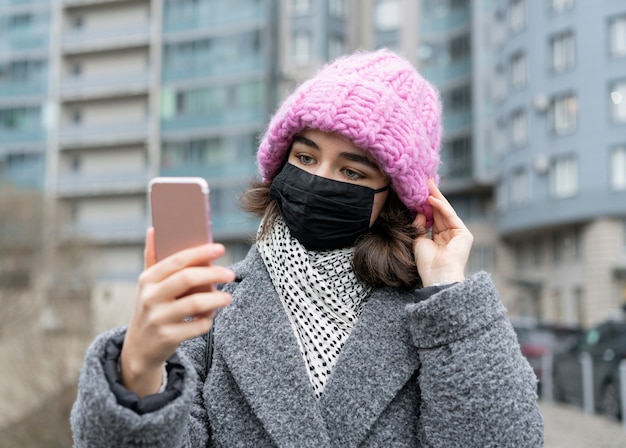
[413,179,473,287]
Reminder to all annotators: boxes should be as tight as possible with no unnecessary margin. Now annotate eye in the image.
[297,154,315,165]
[343,168,365,180]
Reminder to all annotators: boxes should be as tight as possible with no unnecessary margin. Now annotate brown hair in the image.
[239,179,424,290]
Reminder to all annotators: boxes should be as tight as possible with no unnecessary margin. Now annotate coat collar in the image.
[215,247,420,448]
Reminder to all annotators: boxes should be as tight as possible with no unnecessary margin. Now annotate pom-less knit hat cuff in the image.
[257,49,442,225]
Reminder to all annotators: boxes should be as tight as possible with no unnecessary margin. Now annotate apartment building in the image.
[4,0,625,330]
[493,0,626,327]
[0,0,48,190]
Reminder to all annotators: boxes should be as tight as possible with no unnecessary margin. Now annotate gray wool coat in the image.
[71,246,543,447]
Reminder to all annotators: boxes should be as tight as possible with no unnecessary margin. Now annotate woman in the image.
[71,50,543,447]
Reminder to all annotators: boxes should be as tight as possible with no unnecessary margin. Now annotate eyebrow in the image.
[292,135,380,171]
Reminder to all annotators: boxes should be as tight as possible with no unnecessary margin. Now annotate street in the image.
[541,401,626,448]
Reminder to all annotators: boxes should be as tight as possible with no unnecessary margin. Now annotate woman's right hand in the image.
[120,228,235,397]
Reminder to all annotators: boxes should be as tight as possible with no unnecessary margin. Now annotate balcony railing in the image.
[0,0,48,7]
[444,109,472,134]
[420,56,471,85]
[420,7,471,34]
[160,161,257,181]
[0,161,45,189]
[63,219,148,242]
[61,23,150,53]
[58,121,149,147]
[162,55,264,83]
[163,2,265,33]
[161,109,264,134]
[212,211,259,239]
[60,71,150,99]
[56,168,151,196]
[0,80,47,99]
[0,27,49,53]
[0,129,45,145]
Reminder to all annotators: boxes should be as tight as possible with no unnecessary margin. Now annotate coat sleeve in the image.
[70,327,212,448]
[406,272,544,448]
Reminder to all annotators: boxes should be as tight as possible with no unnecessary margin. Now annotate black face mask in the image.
[269,163,390,250]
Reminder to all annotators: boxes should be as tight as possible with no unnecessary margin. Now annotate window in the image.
[511,109,527,147]
[293,31,311,66]
[72,16,84,29]
[509,0,525,33]
[609,15,626,58]
[511,167,530,206]
[610,80,626,123]
[445,85,471,112]
[611,145,626,190]
[71,109,82,124]
[291,0,310,16]
[70,62,82,77]
[328,36,344,60]
[441,137,472,179]
[549,93,578,135]
[374,0,400,31]
[550,31,575,73]
[550,155,578,198]
[450,33,471,61]
[548,0,573,13]
[510,52,526,89]
[0,106,40,130]
[329,0,344,18]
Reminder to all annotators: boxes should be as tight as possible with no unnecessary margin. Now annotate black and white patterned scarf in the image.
[257,216,372,399]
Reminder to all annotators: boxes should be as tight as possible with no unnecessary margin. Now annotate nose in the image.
[313,161,333,180]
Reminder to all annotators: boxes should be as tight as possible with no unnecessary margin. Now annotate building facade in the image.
[2,0,626,329]
[494,0,626,327]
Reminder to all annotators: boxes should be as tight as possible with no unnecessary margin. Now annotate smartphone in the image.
[149,177,214,293]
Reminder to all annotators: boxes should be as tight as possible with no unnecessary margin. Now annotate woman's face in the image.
[287,129,390,225]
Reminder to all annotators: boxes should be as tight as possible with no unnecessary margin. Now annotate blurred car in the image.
[552,320,626,420]
[512,319,582,394]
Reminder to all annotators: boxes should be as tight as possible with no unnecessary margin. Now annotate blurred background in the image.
[0,0,625,446]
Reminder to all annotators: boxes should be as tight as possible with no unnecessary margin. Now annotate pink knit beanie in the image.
[257,49,442,225]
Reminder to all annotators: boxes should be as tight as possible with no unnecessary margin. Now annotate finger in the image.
[151,291,232,324]
[144,227,157,270]
[159,317,216,347]
[428,178,452,206]
[428,194,468,232]
[153,266,235,303]
[142,243,227,284]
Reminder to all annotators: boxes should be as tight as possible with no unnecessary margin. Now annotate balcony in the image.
[163,2,265,34]
[420,7,471,35]
[444,109,472,135]
[161,109,264,136]
[420,56,471,85]
[63,218,148,243]
[60,71,150,100]
[0,129,45,147]
[58,120,149,148]
[160,161,257,182]
[0,80,47,102]
[61,23,150,54]
[212,210,259,240]
[162,55,264,83]
[56,168,150,196]
[0,158,45,190]
[0,27,49,54]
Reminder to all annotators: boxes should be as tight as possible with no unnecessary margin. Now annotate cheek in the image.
[369,191,389,226]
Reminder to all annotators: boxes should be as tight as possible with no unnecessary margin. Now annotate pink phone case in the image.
[149,177,214,293]
[149,177,213,261]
